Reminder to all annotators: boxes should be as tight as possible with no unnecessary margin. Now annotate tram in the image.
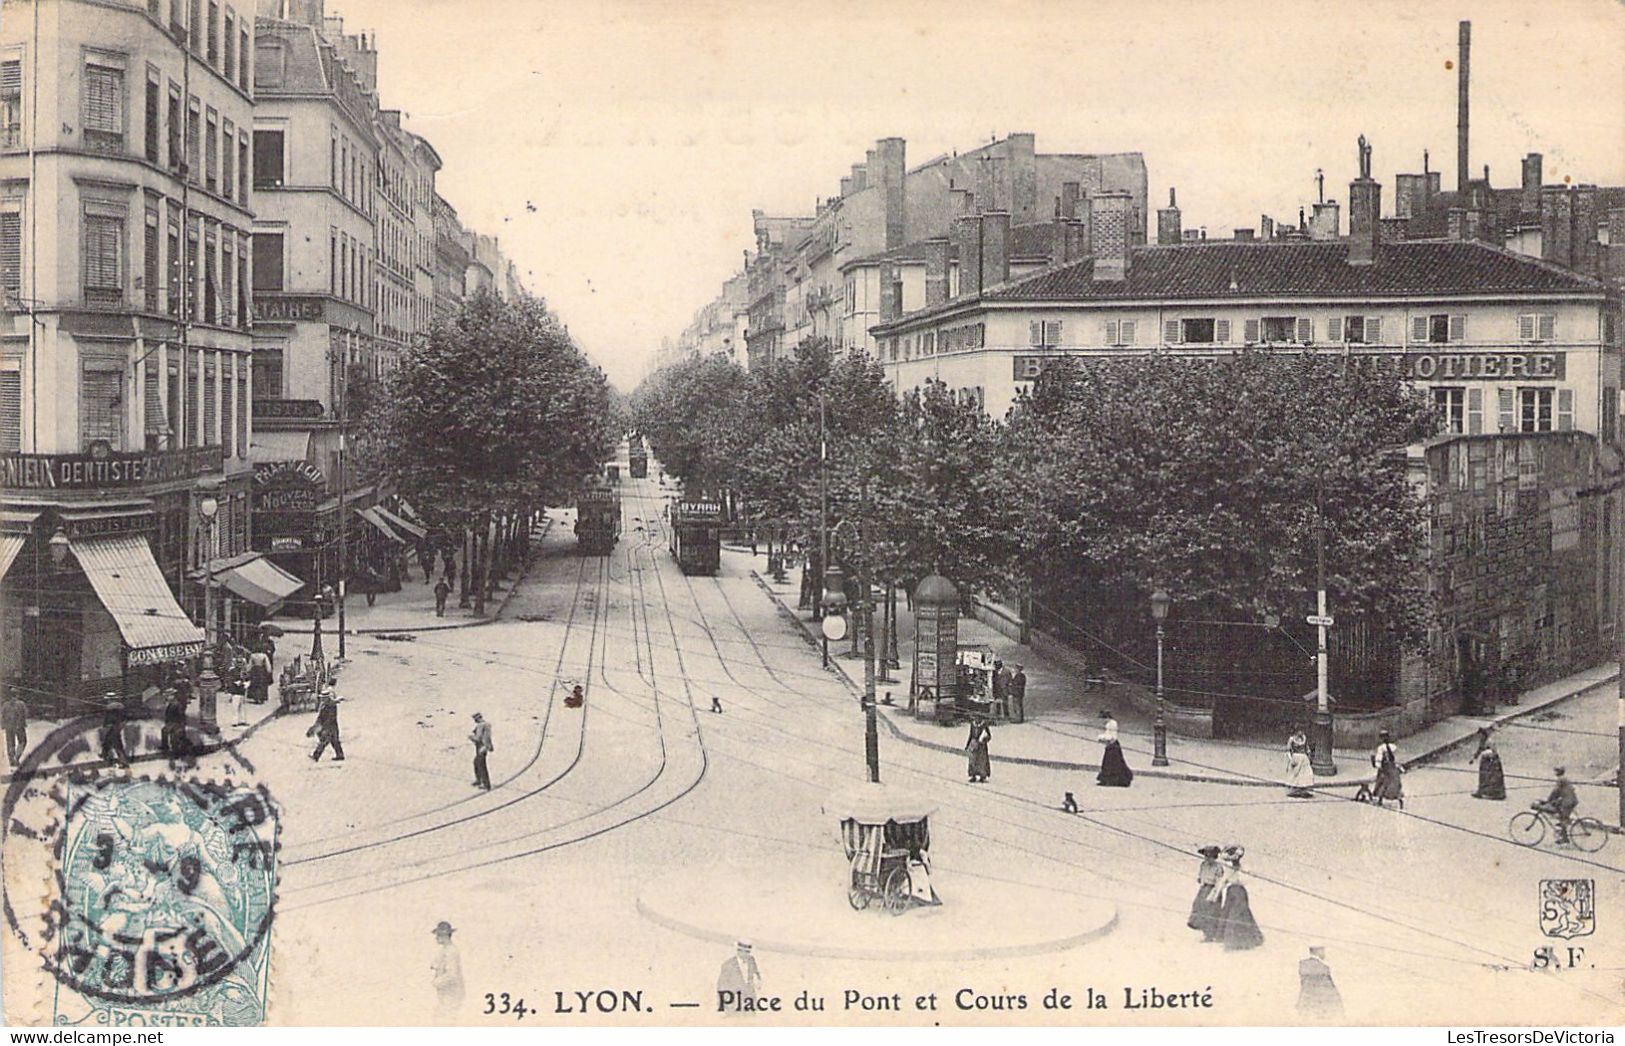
[628,440,648,479]
[575,479,621,555]
[668,497,722,575]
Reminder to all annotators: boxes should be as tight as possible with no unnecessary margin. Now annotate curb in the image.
[747,570,1620,789]
[273,518,555,636]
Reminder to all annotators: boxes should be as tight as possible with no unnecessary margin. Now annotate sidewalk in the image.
[271,514,557,635]
[742,550,1619,789]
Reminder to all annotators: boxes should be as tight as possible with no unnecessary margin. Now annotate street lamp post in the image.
[1310,490,1338,776]
[1150,587,1170,767]
[819,392,830,668]
[196,480,221,733]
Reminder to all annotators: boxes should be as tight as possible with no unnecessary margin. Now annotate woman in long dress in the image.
[1371,730,1404,808]
[1096,710,1133,787]
[1215,846,1264,951]
[1187,845,1225,941]
[1470,729,1506,800]
[1285,729,1314,798]
[965,719,992,783]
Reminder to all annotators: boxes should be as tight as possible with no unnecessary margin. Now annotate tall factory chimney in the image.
[1457,21,1471,194]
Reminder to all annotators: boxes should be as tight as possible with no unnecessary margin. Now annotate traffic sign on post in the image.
[1306,614,1334,627]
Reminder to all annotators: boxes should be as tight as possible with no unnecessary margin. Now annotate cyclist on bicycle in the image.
[1537,767,1579,844]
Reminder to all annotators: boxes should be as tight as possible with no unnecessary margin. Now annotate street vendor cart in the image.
[828,783,941,915]
[278,654,333,713]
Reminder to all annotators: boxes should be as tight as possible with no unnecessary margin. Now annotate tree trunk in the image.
[458,526,472,608]
[473,522,487,616]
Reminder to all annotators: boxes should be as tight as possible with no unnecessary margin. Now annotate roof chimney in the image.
[1091,191,1134,281]
[952,214,983,299]
[878,261,902,323]
[1457,20,1471,194]
[981,211,1011,289]
[924,238,951,307]
[1060,181,1080,220]
[1348,135,1381,265]
[1157,187,1183,245]
[1522,153,1543,213]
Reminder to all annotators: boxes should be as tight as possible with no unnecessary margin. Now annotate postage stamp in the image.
[2,715,279,1027]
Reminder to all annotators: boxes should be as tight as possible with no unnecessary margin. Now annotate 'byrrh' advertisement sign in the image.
[0,447,223,491]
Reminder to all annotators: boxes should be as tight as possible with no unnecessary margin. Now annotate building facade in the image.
[1,0,263,711]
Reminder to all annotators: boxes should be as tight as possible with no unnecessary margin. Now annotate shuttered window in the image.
[203,358,217,445]
[1467,387,1483,434]
[203,231,217,323]
[144,75,159,161]
[166,216,182,315]
[1213,319,1229,344]
[167,360,181,447]
[205,114,218,191]
[0,368,20,452]
[1296,317,1313,343]
[183,354,197,446]
[167,87,181,169]
[84,63,125,152]
[144,354,167,445]
[1244,318,1260,344]
[222,238,234,326]
[221,119,234,202]
[1518,313,1556,341]
[1163,319,1180,344]
[1,60,20,149]
[83,214,124,304]
[237,237,248,328]
[0,211,20,295]
[1119,320,1136,345]
[221,357,233,457]
[186,98,200,182]
[1327,317,1342,342]
[1448,314,1466,342]
[1029,321,1043,347]
[1043,320,1062,346]
[1497,389,1516,432]
[1411,315,1428,343]
[143,208,159,310]
[80,366,124,447]
[1557,388,1574,431]
[236,371,247,457]
[1366,316,1383,343]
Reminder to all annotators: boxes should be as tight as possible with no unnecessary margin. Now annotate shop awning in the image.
[0,533,25,582]
[250,431,313,464]
[70,534,204,666]
[356,506,405,543]
[189,551,305,610]
[373,505,427,541]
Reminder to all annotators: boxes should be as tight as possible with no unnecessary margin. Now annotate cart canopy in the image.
[825,782,936,825]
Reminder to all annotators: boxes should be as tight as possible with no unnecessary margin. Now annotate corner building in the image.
[0,0,265,712]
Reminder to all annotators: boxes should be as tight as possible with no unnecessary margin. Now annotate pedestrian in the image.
[1187,845,1226,941]
[1214,845,1264,951]
[469,712,493,790]
[229,675,247,728]
[1370,729,1404,808]
[1010,664,1027,723]
[1296,945,1344,1019]
[965,717,992,783]
[1096,709,1133,787]
[991,660,1008,714]
[564,685,584,709]
[419,539,435,584]
[1469,728,1506,800]
[434,577,451,617]
[307,688,345,762]
[429,921,464,1025]
[248,647,272,706]
[1541,767,1579,844]
[161,687,189,759]
[716,940,761,1016]
[98,697,130,768]
[2,687,27,767]
[1285,728,1314,798]
[444,549,458,587]
[710,694,723,714]
[749,528,758,557]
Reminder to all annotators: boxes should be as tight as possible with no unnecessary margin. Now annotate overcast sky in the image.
[324,0,1625,391]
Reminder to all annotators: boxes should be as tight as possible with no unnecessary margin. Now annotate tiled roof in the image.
[982,239,1604,303]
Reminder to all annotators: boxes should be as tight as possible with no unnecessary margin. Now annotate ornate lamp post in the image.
[1150,587,1171,767]
[196,479,221,733]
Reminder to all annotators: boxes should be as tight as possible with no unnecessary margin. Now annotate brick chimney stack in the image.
[981,211,1011,289]
[924,238,951,307]
[1348,135,1382,266]
[875,138,907,250]
[1521,153,1543,214]
[953,214,983,299]
[1157,188,1183,245]
[1091,191,1134,281]
[878,261,902,323]
[1457,21,1471,194]
[1060,182,1080,220]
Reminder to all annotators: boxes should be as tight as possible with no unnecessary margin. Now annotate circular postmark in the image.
[2,713,278,1022]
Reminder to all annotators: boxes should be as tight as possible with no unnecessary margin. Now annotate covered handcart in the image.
[827,783,941,915]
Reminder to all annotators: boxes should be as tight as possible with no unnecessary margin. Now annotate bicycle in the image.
[1508,803,1608,853]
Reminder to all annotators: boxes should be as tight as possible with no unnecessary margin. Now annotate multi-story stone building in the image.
[0,0,277,712]
[248,0,391,590]
[431,191,467,322]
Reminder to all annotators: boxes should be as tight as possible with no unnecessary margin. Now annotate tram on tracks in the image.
[628,441,648,479]
[575,479,621,555]
[668,497,722,575]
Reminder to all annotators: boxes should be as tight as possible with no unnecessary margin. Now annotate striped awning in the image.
[356,506,404,543]
[373,505,426,541]
[190,551,305,609]
[0,533,24,583]
[71,534,204,665]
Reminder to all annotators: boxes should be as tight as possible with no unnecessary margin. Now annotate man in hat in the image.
[307,688,345,762]
[430,921,464,1024]
[716,940,761,1015]
[1010,664,1028,723]
[2,686,28,767]
[469,713,493,790]
[1542,767,1579,844]
[434,576,452,617]
[98,696,131,768]
[1297,945,1344,1018]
